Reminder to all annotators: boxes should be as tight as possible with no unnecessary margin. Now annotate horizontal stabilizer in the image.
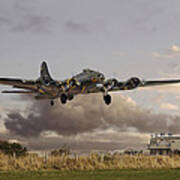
[2,90,33,94]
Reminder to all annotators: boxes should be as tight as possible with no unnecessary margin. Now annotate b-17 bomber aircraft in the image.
[0,61,180,106]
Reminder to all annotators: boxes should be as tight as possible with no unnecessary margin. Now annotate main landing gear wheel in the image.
[104,94,112,105]
[50,100,54,106]
[61,94,67,104]
[68,94,74,101]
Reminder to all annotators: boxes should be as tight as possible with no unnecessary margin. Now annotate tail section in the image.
[39,61,53,84]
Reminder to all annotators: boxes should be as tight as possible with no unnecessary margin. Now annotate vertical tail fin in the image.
[39,61,53,84]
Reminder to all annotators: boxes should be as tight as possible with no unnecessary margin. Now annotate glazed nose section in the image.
[98,73,105,81]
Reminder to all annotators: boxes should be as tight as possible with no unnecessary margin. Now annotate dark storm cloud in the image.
[0,14,52,34]
[0,1,52,34]
[0,17,11,26]
[11,15,52,33]
[27,133,147,152]
[4,94,180,138]
[64,21,90,33]
[5,95,104,137]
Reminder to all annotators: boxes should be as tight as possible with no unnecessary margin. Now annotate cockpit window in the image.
[83,69,95,73]
[96,73,105,81]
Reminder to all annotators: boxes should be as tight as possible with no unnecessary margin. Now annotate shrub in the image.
[0,141,27,157]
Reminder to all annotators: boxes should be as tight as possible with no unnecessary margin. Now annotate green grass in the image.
[1,169,180,180]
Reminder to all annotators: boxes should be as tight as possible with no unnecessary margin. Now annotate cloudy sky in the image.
[1,0,180,152]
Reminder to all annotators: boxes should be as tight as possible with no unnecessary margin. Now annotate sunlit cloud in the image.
[0,93,180,152]
[152,45,180,59]
[171,45,180,53]
[112,52,127,57]
[160,102,179,110]
[139,84,180,94]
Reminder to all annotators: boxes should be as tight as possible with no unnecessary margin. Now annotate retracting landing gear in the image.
[67,94,74,101]
[60,94,68,104]
[103,94,112,105]
[50,100,54,106]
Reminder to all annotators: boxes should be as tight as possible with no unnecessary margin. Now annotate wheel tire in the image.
[50,100,54,106]
[68,94,74,101]
[61,94,67,104]
[104,94,111,105]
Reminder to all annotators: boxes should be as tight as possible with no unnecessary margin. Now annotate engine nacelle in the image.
[68,78,80,86]
[60,93,68,104]
[61,78,80,92]
[104,78,119,90]
[125,77,141,89]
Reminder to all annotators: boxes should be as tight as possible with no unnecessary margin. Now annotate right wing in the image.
[2,90,34,94]
[0,78,38,91]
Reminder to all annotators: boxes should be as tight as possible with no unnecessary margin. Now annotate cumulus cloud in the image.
[112,52,127,57]
[1,93,180,151]
[0,17,11,27]
[0,1,52,34]
[11,15,52,33]
[152,45,180,59]
[160,102,179,110]
[139,83,180,94]
[4,94,180,138]
[64,21,90,33]
[171,45,180,53]
[26,130,149,152]
[0,15,52,34]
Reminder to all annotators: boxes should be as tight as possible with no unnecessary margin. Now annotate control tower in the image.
[148,133,180,155]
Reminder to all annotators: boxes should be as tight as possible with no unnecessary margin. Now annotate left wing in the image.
[104,77,141,92]
[140,79,180,87]
[105,77,180,92]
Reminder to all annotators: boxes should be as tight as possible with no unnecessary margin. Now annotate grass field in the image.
[2,153,180,171]
[1,169,180,180]
[1,153,180,179]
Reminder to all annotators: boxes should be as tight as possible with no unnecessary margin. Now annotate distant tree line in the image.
[0,140,27,157]
[51,144,70,156]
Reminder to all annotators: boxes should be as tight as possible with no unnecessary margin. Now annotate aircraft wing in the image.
[141,79,180,87]
[106,78,180,92]
[2,90,34,94]
[0,78,38,91]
